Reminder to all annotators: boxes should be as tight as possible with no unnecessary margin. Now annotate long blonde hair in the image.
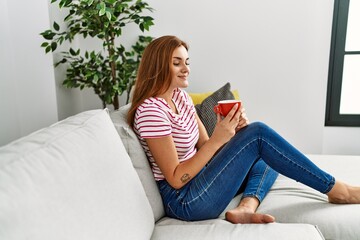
[127,35,189,127]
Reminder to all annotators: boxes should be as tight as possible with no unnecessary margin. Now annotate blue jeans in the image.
[157,122,335,221]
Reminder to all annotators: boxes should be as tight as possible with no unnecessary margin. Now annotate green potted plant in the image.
[40,0,154,109]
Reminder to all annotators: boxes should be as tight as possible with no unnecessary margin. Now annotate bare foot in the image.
[328,181,360,204]
[225,207,275,224]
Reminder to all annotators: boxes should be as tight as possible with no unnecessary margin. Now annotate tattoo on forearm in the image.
[180,173,191,183]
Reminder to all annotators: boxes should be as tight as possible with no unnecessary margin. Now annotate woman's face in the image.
[170,45,190,89]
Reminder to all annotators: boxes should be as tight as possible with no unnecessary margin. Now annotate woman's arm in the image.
[146,103,241,189]
[195,113,209,149]
[146,134,221,189]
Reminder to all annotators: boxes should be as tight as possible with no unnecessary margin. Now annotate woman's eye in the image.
[173,62,189,66]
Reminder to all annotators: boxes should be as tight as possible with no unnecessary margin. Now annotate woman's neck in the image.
[158,88,175,103]
[158,89,178,114]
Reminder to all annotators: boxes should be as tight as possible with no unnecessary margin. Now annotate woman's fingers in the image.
[236,108,250,130]
[224,103,240,122]
[216,112,222,123]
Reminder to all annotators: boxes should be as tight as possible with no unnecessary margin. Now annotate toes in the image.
[260,214,275,223]
[251,213,275,223]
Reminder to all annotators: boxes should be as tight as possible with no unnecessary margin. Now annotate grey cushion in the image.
[110,105,165,222]
[195,82,235,136]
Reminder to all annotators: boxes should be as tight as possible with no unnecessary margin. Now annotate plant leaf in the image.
[69,48,76,56]
[45,45,52,53]
[106,11,111,20]
[99,8,106,16]
[53,21,60,31]
[93,74,99,83]
[51,42,57,51]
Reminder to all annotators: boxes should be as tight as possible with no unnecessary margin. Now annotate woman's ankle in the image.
[238,196,260,212]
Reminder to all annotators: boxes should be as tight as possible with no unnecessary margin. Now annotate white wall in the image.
[144,0,333,155]
[143,0,360,155]
[0,0,58,146]
[2,0,359,154]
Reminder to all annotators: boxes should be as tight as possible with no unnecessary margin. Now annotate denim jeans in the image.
[157,122,335,221]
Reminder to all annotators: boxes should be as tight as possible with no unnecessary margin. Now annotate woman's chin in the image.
[174,79,189,89]
[181,80,189,88]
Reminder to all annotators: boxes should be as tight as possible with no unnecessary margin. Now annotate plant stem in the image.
[106,31,119,110]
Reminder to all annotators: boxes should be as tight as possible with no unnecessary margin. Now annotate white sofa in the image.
[1,107,359,240]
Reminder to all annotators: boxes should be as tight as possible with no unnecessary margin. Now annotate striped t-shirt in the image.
[133,88,199,181]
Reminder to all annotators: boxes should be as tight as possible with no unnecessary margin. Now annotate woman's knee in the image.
[244,122,271,135]
[249,121,269,130]
[234,122,273,142]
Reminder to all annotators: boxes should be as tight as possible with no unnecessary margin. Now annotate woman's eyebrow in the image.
[173,57,190,60]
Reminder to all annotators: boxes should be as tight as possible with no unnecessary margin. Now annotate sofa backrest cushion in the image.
[110,104,166,222]
[0,109,154,240]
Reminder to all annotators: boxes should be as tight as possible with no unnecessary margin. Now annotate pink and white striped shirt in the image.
[134,88,199,181]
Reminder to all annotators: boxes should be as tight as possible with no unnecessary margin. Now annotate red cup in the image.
[214,100,241,116]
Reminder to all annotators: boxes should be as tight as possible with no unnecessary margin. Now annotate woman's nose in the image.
[182,65,190,73]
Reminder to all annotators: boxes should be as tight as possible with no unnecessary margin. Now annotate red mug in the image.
[214,100,241,116]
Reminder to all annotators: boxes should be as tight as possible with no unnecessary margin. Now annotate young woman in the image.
[127,35,360,224]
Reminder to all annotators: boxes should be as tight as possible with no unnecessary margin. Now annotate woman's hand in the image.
[211,103,241,146]
[235,106,250,132]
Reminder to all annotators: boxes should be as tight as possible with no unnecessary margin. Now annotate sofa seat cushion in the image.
[0,109,154,240]
[222,154,360,240]
[152,222,324,240]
